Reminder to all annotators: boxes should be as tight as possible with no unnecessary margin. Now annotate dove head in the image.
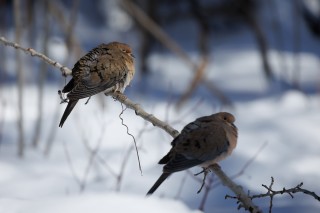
[107,41,134,57]
[215,112,237,137]
[216,112,235,124]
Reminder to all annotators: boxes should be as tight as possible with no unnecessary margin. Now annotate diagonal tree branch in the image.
[210,164,261,212]
[0,36,72,76]
[111,92,179,138]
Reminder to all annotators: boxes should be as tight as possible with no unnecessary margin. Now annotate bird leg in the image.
[195,167,210,194]
[58,90,69,104]
[194,167,210,176]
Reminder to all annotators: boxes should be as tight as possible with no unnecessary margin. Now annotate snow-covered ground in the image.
[1,1,320,212]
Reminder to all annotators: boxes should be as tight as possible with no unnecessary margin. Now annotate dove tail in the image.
[146,172,171,196]
[59,100,78,127]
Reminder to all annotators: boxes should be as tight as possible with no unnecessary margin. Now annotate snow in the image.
[0,194,200,213]
[1,1,320,213]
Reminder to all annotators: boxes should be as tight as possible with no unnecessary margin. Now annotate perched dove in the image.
[59,42,135,127]
[147,112,238,195]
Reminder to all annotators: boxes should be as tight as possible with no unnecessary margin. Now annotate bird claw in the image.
[58,90,69,104]
[196,168,210,194]
[194,167,210,176]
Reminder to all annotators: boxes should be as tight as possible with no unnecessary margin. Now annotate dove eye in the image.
[121,49,134,57]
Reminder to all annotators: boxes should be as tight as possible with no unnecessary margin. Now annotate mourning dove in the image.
[146,112,238,195]
[59,42,135,127]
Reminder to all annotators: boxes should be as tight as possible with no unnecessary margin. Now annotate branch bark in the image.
[111,92,179,138]
[210,164,261,212]
[0,36,72,76]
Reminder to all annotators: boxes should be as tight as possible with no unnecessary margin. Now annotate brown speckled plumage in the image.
[59,42,135,127]
[146,112,238,195]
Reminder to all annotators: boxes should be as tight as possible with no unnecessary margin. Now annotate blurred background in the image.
[0,0,320,212]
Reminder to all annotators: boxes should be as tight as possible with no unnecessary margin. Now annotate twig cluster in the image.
[226,177,320,213]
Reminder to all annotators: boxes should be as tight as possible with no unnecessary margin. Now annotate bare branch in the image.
[251,177,320,202]
[210,164,262,213]
[0,36,72,76]
[227,177,320,212]
[111,92,180,138]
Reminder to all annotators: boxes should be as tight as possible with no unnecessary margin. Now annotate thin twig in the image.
[118,102,142,175]
[62,140,81,186]
[176,57,208,107]
[95,155,118,179]
[80,123,106,193]
[116,144,136,191]
[265,177,275,213]
[198,173,215,211]
[0,99,6,152]
[116,121,149,191]
[13,0,24,157]
[226,177,320,212]
[230,141,268,179]
[112,92,179,138]
[250,177,320,202]
[77,115,118,179]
